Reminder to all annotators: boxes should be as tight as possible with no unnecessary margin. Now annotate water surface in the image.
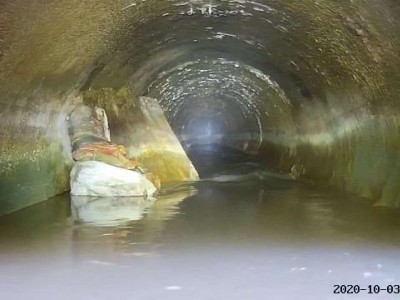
[1,154,400,299]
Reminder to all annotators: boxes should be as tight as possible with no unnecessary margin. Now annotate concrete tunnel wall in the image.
[1,0,400,215]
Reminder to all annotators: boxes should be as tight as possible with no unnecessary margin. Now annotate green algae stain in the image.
[138,149,197,184]
[0,141,72,216]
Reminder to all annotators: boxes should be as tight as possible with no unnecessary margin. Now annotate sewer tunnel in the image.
[2,2,400,299]
[1,0,400,213]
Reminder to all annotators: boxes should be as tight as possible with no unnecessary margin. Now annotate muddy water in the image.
[1,152,400,299]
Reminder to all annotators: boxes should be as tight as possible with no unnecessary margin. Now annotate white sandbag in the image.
[70,161,157,197]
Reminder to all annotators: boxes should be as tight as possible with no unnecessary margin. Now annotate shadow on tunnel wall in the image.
[1,0,400,214]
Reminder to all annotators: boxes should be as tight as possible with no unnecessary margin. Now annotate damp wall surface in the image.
[1,0,400,214]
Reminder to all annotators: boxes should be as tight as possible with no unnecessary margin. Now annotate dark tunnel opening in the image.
[131,35,305,177]
[185,144,263,178]
[142,51,272,176]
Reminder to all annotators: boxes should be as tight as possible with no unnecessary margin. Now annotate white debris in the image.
[165,286,182,291]
[70,161,157,197]
[85,260,116,266]
[290,267,307,271]
[121,2,137,10]
[363,272,373,278]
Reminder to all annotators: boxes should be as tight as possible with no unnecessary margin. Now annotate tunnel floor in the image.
[1,165,400,299]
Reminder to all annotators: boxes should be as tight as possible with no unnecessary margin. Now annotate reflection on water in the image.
[71,196,156,226]
[1,160,400,299]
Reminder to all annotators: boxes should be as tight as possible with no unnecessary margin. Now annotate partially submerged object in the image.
[68,103,159,196]
[70,161,157,197]
[67,94,200,198]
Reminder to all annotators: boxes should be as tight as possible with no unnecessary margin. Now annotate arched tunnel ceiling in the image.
[1,0,399,94]
[1,0,400,213]
[1,0,400,139]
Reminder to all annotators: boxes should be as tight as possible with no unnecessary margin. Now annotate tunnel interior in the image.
[76,2,327,177]
[2,1,400,298]
[1,0,400,213]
